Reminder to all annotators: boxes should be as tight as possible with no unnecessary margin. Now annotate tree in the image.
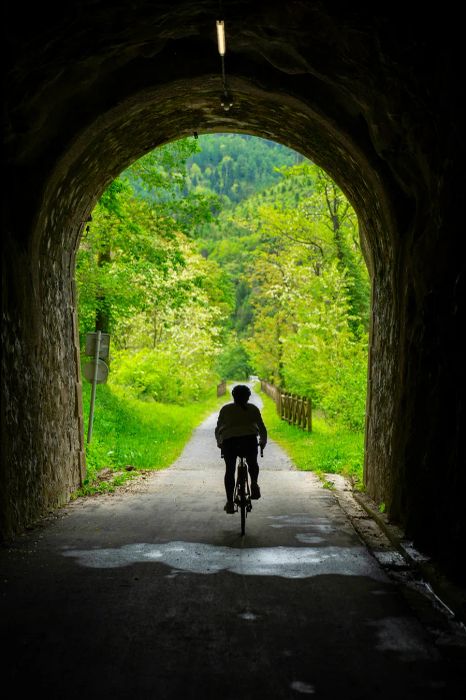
[198,149,370,426]
[76,138,233,402]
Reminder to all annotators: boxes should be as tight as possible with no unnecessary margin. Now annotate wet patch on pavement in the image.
[366,616,439,661]
[62,540,387,580]
[290,680,316,694]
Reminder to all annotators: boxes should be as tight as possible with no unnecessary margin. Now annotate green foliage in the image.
[124,137,219,234]
[260,393,364,486]
[76,188,187,337]
[76,137,231,404]
[78,380,225,495]
[198,155,371,429]
[278,262,369,430]
[76,133,370,451]
[186,133,302,205]
[214,339,253,380]
[110,336,218,405]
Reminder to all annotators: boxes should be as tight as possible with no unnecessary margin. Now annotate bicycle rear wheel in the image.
[240,486,246,536]
[238,459,247,536]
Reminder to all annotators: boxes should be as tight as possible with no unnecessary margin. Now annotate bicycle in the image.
[233,444,264,536]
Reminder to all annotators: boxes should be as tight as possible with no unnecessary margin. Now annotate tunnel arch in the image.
[42,75,389,480]
[1,76,405,537]
[3,1,464,580]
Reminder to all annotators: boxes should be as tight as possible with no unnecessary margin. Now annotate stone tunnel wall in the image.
[1,227,85,537]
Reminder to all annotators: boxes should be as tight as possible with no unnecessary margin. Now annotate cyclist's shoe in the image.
[224,501,235,514]
[250,482,261,500]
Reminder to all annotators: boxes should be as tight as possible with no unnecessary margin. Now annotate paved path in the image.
[1,388,465,698]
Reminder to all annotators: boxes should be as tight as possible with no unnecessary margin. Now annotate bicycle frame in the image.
[234,454,252,536]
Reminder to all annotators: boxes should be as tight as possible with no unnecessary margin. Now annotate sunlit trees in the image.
[76,138,232,403]
[201,157,371,429]
[76,136,371,428]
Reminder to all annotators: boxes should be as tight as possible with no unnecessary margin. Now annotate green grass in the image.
[259,390,365,488]
[76,381,226,496]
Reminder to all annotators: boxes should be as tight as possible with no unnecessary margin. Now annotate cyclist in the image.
[215,384,267,514]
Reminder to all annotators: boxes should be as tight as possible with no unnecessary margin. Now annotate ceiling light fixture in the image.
[216,20,233,111]
[216,20,226,56]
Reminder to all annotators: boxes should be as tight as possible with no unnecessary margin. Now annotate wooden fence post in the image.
[260,379,312,432]
[306,398,312,431]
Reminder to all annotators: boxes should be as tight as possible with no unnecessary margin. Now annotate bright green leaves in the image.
[75,137,229,402]
[198,155,371,430]
[76,134,371,424]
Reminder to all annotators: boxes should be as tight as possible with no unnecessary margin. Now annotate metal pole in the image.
[87,330,101,444]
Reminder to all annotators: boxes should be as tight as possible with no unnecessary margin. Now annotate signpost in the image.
[84,331,110,443]
[85,332,110,359]
[82,359,109,384]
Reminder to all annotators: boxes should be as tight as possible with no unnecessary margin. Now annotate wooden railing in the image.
[260,379,312,432]
[260,379,280,405]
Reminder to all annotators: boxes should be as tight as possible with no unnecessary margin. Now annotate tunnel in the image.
[2,1,465,582]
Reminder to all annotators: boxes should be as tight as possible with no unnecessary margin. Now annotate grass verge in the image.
[259,390,364,488]
[75,381,226,497]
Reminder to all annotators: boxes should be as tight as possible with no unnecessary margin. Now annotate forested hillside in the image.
[185,133,303,205]
[76,133,370,446]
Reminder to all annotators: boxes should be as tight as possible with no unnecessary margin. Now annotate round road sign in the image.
[83,359,109,384]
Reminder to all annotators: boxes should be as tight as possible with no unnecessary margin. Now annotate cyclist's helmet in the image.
[232,384,251,404]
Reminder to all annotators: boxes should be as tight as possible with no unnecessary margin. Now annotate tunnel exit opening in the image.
[74,131,372,497]
[3,76,398,550]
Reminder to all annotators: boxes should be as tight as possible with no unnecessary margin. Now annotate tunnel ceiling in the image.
[5,0,458,259]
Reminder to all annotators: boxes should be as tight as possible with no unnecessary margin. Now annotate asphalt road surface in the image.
[1,389,465,698]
